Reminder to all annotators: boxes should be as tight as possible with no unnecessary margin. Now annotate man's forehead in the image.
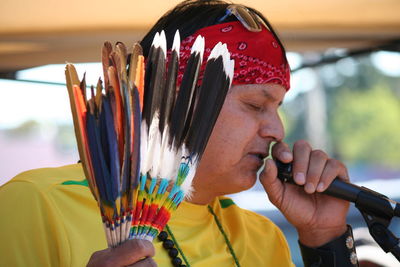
[232,83,286,102]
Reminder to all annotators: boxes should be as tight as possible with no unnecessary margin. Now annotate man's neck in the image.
[185,190,216,205]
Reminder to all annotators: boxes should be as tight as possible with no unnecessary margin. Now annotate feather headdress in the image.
[65,31,234,247]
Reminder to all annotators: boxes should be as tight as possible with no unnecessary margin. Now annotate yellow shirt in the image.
[0,164,294,267]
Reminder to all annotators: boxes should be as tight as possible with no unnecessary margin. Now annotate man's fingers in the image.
[110,239,155,266]
[271,142,293,163]
[292,140,312,186]
[86,240,156,267]
[305,150,328,194]
[260,159,283,206]
[128,257,158,267]
[87,249,110,267]
[317,159,349,192]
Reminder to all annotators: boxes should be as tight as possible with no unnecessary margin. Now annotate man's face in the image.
[192,83,286,196]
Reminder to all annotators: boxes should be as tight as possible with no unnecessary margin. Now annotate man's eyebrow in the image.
[261,88,282,106]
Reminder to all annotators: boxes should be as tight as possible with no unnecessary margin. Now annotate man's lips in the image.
[248,151,269,160]
[247,152,268,169]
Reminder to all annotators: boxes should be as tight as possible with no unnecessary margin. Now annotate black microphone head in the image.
[275,160,294,184]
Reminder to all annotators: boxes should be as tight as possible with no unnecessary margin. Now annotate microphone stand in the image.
[275,160,400,262]
[355,190,400,262]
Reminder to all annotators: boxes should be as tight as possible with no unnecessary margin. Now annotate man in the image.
[0,1,358,266]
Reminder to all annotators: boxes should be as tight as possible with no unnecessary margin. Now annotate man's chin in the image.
[226,173,258,194]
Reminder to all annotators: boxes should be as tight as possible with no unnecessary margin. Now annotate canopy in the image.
[1,0,399,72]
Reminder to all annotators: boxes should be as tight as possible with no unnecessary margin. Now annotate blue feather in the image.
[102,97,121,201]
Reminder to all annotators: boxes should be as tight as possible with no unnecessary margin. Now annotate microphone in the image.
[275,160,400,220]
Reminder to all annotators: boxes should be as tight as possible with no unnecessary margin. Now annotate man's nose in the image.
[258,111,285,142]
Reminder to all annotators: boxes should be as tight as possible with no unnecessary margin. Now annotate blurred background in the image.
[1,0,400,265]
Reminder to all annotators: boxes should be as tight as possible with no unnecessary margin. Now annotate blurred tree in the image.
[281,93,307,148]
[3,120,41,138]
[282,54,400,173]
[330,84,400,168]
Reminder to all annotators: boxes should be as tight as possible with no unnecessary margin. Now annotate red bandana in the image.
[175,21,291,90]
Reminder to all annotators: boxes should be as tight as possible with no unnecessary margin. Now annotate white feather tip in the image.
[172,30,181,56]
[151,32,160,48]
[191,35,205,60]
[159,30,167,55]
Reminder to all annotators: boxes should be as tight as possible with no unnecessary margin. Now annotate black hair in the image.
[140,0,287,60]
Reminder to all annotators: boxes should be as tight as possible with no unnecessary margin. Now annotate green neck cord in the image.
[165,224,191,266]
[207,205,241,267]
[165,205,241,267]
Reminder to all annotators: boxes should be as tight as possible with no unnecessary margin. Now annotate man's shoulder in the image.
[3,163,86,191]
[0,163,105,267]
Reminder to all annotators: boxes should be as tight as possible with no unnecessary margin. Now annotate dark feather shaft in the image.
[185,46,232,159]
[159,46,178,135]
[144,44,166,129]
[168,45,202,148]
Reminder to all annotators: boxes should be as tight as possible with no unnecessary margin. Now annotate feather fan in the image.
[65,31,234,247]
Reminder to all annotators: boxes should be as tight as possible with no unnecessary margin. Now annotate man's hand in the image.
[87,239,157,267]
[260,140,350,247]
